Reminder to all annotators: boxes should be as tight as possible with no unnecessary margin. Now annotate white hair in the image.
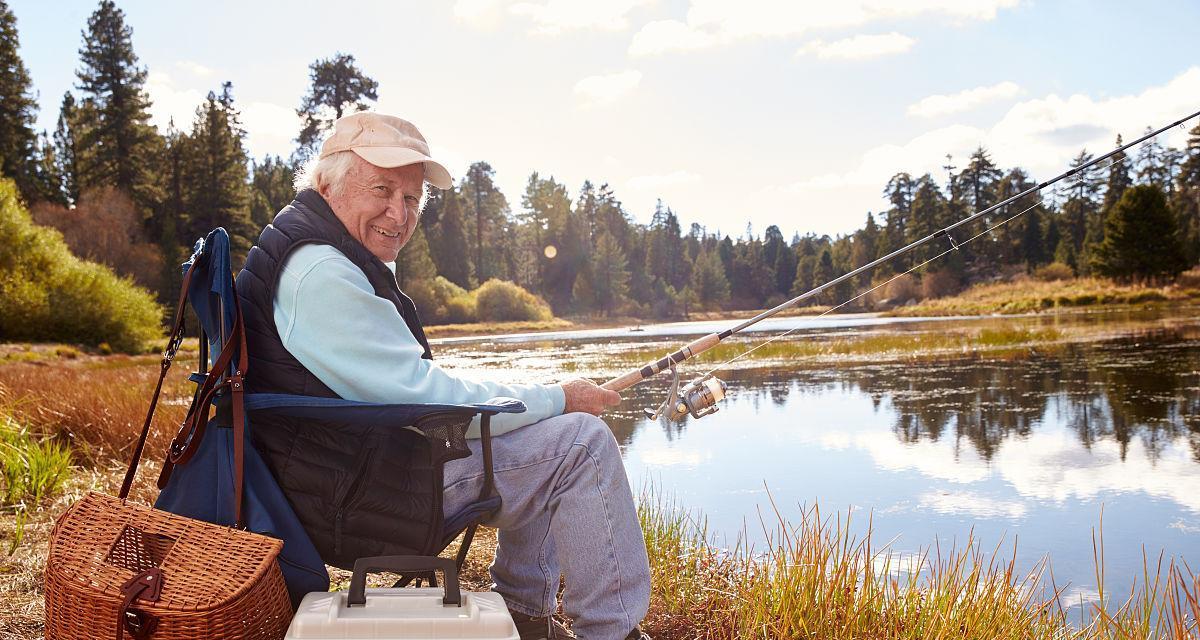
[293,150,357,195]
[293,150,432,212]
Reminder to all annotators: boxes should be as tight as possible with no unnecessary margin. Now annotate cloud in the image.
[918,490,1028,519]
[456,0,650,34]
[144,68,299,161]
[627,169,702,191]
[145,71,206,131]
[772,66,1200,208]
[796,32,916,60]
[573,70,643,107]
[509,0,651,35]
[175,60,214,77]
[240,101,301,161]
[452,0,507,28]
[629,0,1019,56]
[907,81,1022,118]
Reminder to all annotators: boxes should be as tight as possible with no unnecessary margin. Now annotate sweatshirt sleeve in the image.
[272,244,566,437]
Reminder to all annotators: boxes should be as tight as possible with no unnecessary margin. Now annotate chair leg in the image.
[480,414,495,499]
[455,523,479,572]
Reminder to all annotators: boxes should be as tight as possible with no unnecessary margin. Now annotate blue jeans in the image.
[443,412,651,640]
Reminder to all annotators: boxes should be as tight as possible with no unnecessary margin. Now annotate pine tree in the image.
[1101,135,1134,212]
[394,225,438,289]
[688,245,729,309]
[52,93,84,205]
[461,161,508,282]
[295,52,378,160]
[181,83,253,256]
[1173,124,1200,265]
[587,229,629,316]
[75,0,162,210]
[33,132,67,205]
[1135,126,1170,189]
[249,155,295,228]
[427,186,474,288]
[959,147,1003,212]
[0,0,39,202]
[1092,185,1187,281]
[647,201,687,291]
[907,174,949,264]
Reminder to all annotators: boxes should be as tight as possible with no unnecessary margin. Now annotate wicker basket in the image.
[45,492,293,639]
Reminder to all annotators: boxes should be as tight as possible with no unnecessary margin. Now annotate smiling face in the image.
[321,155,425,263]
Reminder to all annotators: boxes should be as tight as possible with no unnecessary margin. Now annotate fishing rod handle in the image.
[602,333,722,392]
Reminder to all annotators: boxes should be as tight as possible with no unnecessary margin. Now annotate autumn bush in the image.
[1033,262,1075,282]
[0,180,163,352]
[473,279,553,322]
[30,186,165,292]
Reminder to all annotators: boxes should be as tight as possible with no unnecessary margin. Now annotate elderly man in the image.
[235,112,651,640]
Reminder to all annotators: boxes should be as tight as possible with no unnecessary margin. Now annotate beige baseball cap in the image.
[319,112,453,189]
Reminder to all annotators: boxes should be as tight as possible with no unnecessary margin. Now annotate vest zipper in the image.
[334,445,376,558]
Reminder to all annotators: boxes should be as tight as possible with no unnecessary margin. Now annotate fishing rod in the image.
[603,107,1200,421]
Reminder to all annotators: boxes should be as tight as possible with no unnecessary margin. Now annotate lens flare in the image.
[544,245,558,259]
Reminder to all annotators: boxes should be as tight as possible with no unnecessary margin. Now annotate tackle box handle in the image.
[347,556,462,608]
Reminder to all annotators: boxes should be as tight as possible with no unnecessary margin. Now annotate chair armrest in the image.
[243,393,525,429]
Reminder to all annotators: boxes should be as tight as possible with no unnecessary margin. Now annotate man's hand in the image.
[560,378,621,416]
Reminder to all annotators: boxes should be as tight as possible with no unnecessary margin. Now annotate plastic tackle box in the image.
[286,556,518,640]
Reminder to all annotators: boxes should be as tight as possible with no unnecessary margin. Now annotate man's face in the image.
[322,156,424,263]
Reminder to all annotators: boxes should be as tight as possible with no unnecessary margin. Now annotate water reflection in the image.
[608,326,1200,466]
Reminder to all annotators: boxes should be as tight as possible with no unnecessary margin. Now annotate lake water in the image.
[433,308,1200,618]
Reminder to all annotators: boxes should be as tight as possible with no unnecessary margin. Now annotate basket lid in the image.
[48,492,284,610]
[287,588,518,639]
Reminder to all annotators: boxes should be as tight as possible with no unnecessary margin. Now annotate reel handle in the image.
[602,333,722,392]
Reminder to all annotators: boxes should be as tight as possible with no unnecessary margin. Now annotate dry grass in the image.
[893,276,1200,317]
[0,350,195,466]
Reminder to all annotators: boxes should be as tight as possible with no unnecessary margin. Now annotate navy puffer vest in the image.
[236,189,445,569]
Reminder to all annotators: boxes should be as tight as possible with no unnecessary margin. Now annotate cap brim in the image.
[352,147,453,190]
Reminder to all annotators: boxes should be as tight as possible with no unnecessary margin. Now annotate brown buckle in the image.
[118,568,163,640]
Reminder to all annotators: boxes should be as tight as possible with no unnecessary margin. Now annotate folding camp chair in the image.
[153,227,523,603]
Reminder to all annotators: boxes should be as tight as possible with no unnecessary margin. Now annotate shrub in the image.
[921,269,961,299]
[1033,262,1074,282]
[884,273,920,305]
[1176,266,1200,289]
[30,186,166,292]
[473,279,553,322]
[444,296,477,324]
[0,179,163,352]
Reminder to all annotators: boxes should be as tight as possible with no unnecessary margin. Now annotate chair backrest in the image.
[150,227,329,605]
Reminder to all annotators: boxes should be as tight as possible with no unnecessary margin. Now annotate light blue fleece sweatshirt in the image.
[272,243,566,437]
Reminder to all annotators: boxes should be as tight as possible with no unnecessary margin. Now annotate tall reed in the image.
[639,488,1198,639]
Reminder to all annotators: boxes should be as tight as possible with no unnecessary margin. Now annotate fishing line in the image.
[706,150,1143,374]
[702,197,1048,375]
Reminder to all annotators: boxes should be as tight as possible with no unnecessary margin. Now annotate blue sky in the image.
[10,0,1200,238]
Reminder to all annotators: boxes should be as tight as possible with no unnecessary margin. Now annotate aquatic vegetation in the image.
[639,489,1199,639]
[893,277,1198,317]
[615,326,1065,368]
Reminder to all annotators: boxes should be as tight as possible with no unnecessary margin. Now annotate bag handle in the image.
[118,259,198,502]
[347,556,461,607]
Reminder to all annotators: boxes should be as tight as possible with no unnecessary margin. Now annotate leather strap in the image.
[119,261,198,502]
[156,270,250,528]
[117,567,162,640]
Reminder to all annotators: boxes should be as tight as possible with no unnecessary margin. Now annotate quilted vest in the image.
[236,189,446,569]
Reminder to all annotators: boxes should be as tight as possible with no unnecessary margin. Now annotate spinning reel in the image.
[644,363,727,422]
